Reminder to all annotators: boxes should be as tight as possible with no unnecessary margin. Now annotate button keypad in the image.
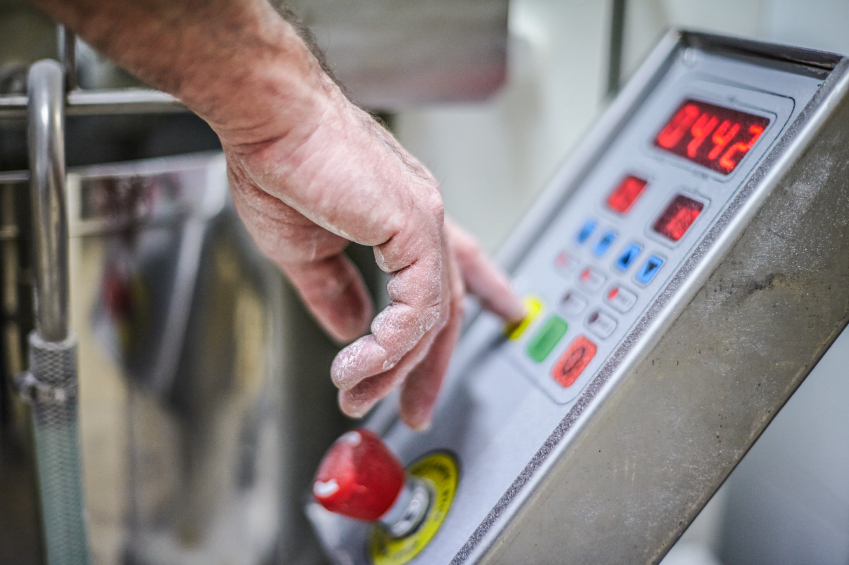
[575,219,597,244]
[636,255,665,285]
[614,243,642,271]
[508,179,685,404]
[586,310,617,339]
[577,267,606,292]
[605,285,637,313]
[593,230,617,257]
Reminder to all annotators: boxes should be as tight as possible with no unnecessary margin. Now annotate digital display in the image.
[607,176,648,214]
[654,99,770,174]
[653,194,704,241]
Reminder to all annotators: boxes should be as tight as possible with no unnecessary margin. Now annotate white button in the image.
[604,285,637,313]
[577,267,606,292]
[554,251,577,277]
[586,309,617,339]
[559,291,587,317]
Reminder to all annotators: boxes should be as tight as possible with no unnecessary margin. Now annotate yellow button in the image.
[505,296,542,340]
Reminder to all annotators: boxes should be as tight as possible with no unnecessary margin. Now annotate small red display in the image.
[654,99,770,174]
[607,176,648,214]
[653,195,704,242]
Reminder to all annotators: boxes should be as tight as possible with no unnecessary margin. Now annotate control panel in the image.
[504,77,794,406]
[308,32,849,565]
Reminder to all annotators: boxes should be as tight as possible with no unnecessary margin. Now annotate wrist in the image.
[173,3,336,149]
[32,0,336,150]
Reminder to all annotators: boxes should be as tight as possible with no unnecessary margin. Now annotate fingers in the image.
[332,251,449,394]
[398,235,466,430]
[229,163,373,343]
[336,299,444,415]
[335,236,454,418]
[282,255,373,344]
[445,219,525,323]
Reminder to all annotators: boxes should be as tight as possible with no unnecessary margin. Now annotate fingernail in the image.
[409,418,432,432]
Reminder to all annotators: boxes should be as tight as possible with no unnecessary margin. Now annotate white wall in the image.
[395,0,611,252]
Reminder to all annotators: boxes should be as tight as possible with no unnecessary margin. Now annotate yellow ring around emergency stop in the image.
[368,452,459,565]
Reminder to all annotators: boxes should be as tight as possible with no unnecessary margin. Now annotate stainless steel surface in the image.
[482,59,849,565]
[28,59,69,342]
[2,152,348,565]
[285,0,508,109]
[0,90,185,120]
[25,57,91,565]
[0,172,43,565]
[58,27,77,93]
[65,154,280,565]
[309,31,849,565]
[3,0,507,117]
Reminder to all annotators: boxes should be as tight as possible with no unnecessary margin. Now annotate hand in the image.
[30,0,526,429]
[223,87,525,430]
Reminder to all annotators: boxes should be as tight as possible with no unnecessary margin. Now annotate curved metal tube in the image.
[26,58,91,565]
[28,59,69,342]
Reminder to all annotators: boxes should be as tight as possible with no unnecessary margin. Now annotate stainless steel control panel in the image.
[309,32,849,565]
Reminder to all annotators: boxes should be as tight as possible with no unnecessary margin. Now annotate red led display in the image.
[653,195,704,242]
[654,99,770,174]
[607,175,648,214]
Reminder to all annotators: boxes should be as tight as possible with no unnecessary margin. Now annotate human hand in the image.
[222,89,525,429]
[31,0,525,429]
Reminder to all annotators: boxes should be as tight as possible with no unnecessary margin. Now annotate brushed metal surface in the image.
[477,49,849,565]
[308,31,849,565]
[286,0,508,108]
[27,60,69,342]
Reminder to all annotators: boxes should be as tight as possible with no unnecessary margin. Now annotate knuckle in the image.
[425,192,444,222]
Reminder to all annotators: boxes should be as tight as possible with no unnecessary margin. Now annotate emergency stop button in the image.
[314,430,460,565]
[313,429,406,521]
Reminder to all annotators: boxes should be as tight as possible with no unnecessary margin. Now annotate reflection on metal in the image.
[2,151,347,565]
[67,154,283,564]
[0,89,185,120]
[58,26,77,93]
[0,166,43,565]
[28,60,69,342]
[284,0,508,108]
[25,58,91,565]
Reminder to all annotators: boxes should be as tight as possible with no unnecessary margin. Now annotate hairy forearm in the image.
[29,0,335,145]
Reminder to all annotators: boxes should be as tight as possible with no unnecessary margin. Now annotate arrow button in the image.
[636,255,665,285]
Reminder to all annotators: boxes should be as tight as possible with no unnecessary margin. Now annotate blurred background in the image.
[2,0,849,564]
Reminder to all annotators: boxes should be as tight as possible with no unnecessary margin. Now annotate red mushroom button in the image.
[313,429,406,521]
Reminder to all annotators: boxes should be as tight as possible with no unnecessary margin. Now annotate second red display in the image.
[654,99,771,174]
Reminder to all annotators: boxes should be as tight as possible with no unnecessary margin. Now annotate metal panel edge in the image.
[476,51,849,565]
[494,30,683,274]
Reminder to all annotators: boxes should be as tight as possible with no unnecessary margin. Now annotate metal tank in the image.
[1,149,353,564]
[0,1,509,562]
[0,5,348,561]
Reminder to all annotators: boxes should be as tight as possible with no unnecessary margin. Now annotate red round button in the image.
[313,429,406,521]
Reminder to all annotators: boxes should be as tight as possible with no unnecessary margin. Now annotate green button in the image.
[526,316,568,362]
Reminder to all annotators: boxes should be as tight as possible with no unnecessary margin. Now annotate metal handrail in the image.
[28,59,69,342]
[0,88,185,119]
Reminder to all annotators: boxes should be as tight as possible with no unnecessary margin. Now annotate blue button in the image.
[636,255,664,285]
[575,219,597,245]
[614,243,642,271]
[593,230,617,257]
